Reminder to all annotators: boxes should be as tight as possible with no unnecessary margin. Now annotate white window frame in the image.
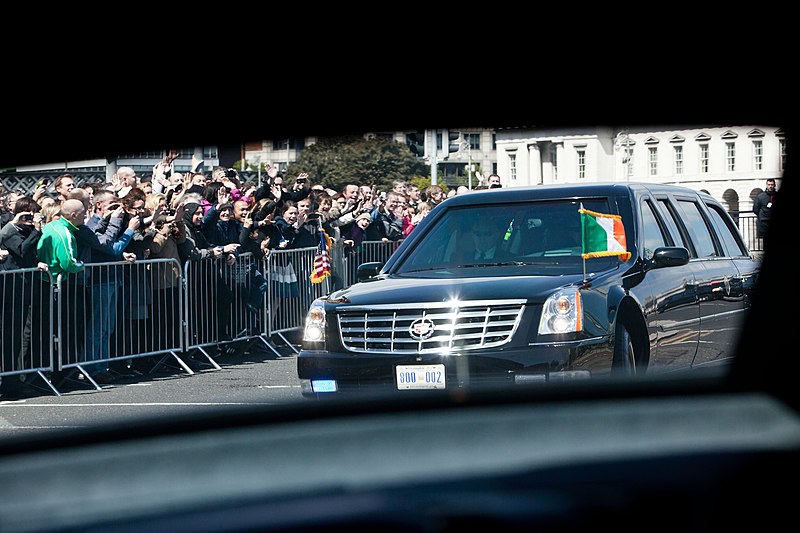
[576,149,586,179]
[674,145,683,175]
[699,143,709,173]
[726,142,736,172]
[752,140,763,170]
[648,147,658,176]
[508,153,517,181]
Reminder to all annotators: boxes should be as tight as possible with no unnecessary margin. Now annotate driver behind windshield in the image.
[465,219,509,262]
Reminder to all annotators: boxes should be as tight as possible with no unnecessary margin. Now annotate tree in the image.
[286,135,428,192]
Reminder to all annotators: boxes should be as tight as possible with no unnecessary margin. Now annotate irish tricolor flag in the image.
[579,206,631,261]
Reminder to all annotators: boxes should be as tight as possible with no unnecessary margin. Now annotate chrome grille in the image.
[338,300,525,354]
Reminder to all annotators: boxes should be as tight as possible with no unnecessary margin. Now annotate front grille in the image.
[338,300,526,354]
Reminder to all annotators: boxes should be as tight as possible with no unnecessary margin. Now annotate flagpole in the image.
[580,203,586,283]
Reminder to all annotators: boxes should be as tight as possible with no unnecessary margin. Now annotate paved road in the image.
[0,348,304,439]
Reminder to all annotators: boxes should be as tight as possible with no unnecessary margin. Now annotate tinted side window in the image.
[675,199,717,258]
[657,199,692,254]
[706,203,748,258]
[641,200,669,260]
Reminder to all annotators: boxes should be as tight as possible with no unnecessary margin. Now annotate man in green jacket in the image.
[36,199,86,375]
[36,199,85,277]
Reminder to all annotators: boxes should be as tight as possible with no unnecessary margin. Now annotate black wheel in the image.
[612,320,637,377]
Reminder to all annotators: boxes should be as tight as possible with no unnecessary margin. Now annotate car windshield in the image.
[0,121,777,433]
[397,198,619,276]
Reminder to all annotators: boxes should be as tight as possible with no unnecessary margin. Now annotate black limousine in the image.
[297,182,760,397]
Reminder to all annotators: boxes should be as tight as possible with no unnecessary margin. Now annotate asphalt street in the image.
[0,347,304,439]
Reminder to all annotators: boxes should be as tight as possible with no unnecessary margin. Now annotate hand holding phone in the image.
[128,214,141,231]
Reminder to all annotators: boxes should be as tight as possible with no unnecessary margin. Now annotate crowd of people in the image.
[1,159,501,398]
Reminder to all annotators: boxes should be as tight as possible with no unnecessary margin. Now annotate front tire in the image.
[611,320,637,377]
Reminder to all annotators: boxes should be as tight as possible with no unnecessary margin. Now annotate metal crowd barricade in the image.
[2,238,400,397]
[55,258,186,389]
[183,252,275,362]
[340,240,404,288]
[1,267,56,394]
[266,246,331,353]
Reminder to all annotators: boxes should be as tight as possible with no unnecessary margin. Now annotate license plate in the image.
[395,364,446,390]
[311,380,337,393]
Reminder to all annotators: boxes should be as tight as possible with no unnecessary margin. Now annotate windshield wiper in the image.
[457,261,528,268]
[399,266,454,274]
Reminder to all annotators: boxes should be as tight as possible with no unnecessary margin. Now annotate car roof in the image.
[438,182,709,208]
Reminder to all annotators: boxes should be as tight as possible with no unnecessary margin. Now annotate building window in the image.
[466,133,480,150]
[118,150,163,159]
[780,139,786,170]
[203,146,219,160]
[508,153,517,181]
[699,144,709,173]
[626,150,633,179]
[492,133,496,151]
[648,147,658,176]
[577,149,586,179]
[436,132,442,151]
[726,142,736,171]
[674,145,683,175]
[752,140,763,170]
[272,138,305,151]
[552,145,558,181]
[622,144,634,179]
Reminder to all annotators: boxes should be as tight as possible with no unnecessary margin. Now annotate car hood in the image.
[326,274,586,307]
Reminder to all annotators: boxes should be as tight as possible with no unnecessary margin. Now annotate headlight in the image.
[303,299,327,343]
[538,287,582,335]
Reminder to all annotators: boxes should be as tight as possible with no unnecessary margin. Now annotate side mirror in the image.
[650,246,690,268]
[356,262,384,283]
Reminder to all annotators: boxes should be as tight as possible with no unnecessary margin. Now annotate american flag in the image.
[310,229,332,284]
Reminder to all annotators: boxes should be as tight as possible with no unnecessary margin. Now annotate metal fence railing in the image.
[2,220,762,398]
[1,267,56,394]
[729,210,762,253]
[1,240,403,396]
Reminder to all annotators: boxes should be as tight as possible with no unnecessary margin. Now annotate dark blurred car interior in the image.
[0,101,795,532]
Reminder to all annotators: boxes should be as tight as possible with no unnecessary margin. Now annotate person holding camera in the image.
[285,172,312,206]
[201,186,243,252]
[324,184,365,238]
[0,195,47,273]
[475,171,503,189]
[0,191,24,229]
[253,167,311,213]
[0,196,47,397]
[147,200,188,356]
